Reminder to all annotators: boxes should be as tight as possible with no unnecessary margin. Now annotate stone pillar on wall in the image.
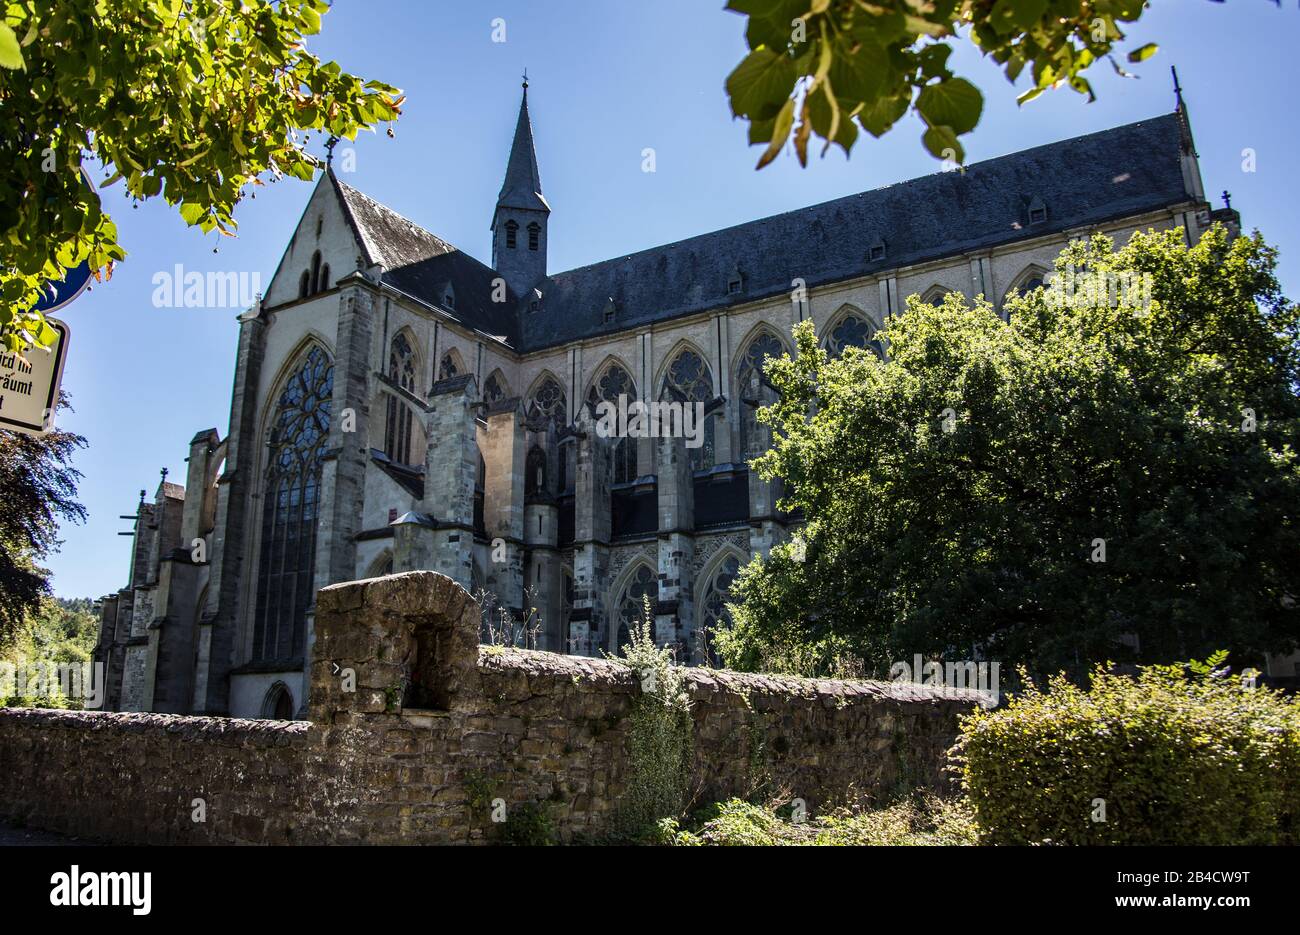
[394,373,478,591]
[91,594,121,711]
[524,501,562,651]
[655,416,695,653]
[314,281,376,604]
[149,428,221,714]
[481,400,526,617]
[193,307,267,715]
[571,401,611,655]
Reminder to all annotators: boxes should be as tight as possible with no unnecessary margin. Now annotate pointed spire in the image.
[497,83,549,214]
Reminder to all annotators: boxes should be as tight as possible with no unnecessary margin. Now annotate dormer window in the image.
[602,296,617,324]
[527,222,540,251]
[530,287,542,313]
[868,240,886,262]
[726,265,744,295]
[442,283,456,309]
[1028,197,1047,225]
[505,219,518,249]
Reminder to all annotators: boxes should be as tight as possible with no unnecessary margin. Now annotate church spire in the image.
[492,79,550,295]
[496,79,549,214]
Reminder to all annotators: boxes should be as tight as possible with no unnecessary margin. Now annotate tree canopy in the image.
[719,226,1300,679]
[0,400,86,647]
[0,0,403,351]
[724,0,1280,169]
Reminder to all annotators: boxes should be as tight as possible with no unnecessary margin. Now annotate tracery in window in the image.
[253,346,333,664]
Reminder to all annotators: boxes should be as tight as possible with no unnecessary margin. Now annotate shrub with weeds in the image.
[956,652,1300,845]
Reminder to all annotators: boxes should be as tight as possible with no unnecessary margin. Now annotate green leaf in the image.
[726,49,798,120]
[756,98,795,169]
[916,78,983,135]
[179,203,205,226]
[990,0,1049,34]
[922,125,963,163]
[0,23,25,70]
[828,41,890,103]
[858,90,910,138]
[1127,43,1158,63]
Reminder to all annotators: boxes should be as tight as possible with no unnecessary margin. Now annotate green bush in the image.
[956,654,1300,845]
[659,795,979,846]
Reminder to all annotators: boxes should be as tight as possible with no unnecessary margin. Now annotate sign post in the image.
[0,319,71,435]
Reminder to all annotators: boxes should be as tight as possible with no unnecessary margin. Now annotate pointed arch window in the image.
[615,564,657,654]
[698,554,741,666]
[661,349,714,471]
[1004,269,1047,323]
[253,346,333,664]
[438,351,460,382]
[527,222,540,251]
[593,363,637,484]
[385,332,418,466]
[529,377,567,429]
[319,264,330,291]
[827,312,885,360]
[526,446,547,496]
[738,332,774,457]
[483,372,508,404]
[310,251,322,294]
[298,271,310,299]
[505,219,518,249]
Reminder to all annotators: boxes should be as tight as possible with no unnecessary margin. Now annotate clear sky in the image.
[46,0,1300,598]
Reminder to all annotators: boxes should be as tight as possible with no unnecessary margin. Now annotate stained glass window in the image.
[595,363,633,405]
[595,364,637,484]
[827,314,884,359]
[736,332,783,455]
[483,372,508,404]
[529,377,567,428]
[253,345,333,664]
[385,333,417,465]
[438,352,459,382]
[699,555,741,666]
[615,564,657,654]
[661,349,714,471]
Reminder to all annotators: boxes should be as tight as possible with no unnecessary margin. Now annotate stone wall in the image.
[0,572,980,844]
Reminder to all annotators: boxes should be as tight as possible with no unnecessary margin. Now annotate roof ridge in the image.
[545,112,1179,283]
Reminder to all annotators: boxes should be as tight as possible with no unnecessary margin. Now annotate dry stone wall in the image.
[0,572,980,844]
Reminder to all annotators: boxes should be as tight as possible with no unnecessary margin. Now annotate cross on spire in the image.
[522,68,528,90]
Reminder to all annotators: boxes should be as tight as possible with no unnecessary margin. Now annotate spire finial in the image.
[1223,190,1232,210]
[160,467,169,484]
[1171,65,1184,109]
[522,68,528,91]
[325,135,339,166]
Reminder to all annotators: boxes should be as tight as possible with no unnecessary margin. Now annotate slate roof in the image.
[332,175,520,344]
[518,113,1193,351]
[332,112,1195,355]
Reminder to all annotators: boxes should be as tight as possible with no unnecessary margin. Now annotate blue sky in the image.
[47,0,1300,598]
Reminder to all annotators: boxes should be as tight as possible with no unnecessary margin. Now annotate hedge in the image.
[955,656,1300,845]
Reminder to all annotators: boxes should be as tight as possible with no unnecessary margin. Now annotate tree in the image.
[724,0,1281,169]
[0,0,403,351]
[718,226,1300,679]
[0,402,86,647]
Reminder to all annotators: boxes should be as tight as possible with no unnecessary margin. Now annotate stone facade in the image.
[12,573,980,844]
[93,86,1234,718]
